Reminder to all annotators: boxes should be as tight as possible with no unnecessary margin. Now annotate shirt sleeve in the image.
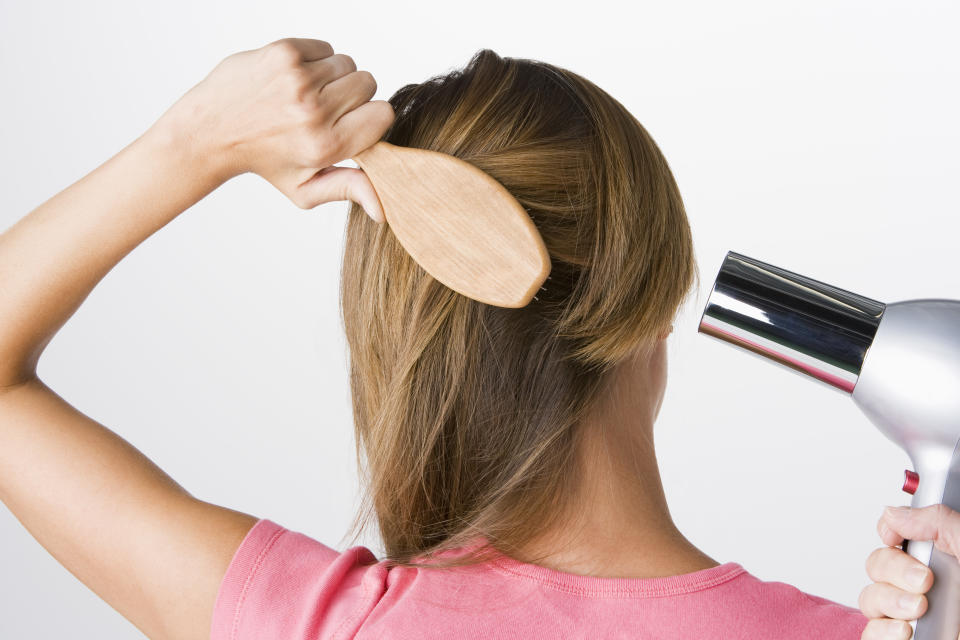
[210,518,385,640]
[799,591,870,639]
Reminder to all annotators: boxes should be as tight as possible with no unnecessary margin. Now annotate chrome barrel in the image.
[698,251,886,393]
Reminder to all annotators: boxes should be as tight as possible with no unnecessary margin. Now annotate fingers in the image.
[861,618,913,640]
[880,504,960,559]
[322,71,378,122]
[305,53,357,90]
[265,38,334,63]
[244,38,392,198]
[878,512,907,547]
[291,166,386,223]
[336,100,396,157]
[859,581,927,620]
[866,546,933,593]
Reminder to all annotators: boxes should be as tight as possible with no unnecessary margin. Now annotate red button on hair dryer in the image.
[700,250,960,640]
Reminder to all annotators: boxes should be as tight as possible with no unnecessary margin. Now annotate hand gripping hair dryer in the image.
[699,250,960,639]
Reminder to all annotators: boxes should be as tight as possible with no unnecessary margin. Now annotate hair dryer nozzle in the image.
[698,251,886,393]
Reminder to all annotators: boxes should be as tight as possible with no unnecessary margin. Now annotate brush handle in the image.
[904,450,960,640]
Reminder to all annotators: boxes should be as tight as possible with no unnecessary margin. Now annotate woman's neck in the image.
[509,393,719,579]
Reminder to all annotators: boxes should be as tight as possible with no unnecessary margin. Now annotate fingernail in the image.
[879,521,891,538]
[899,593,922,615]
[885,506,911,518]
[881,619,909,639]
[908,564,929,589]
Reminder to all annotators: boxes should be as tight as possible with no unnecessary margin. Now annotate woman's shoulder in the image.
[210,520,869,640]
[728,567,869,637]
[210,518,386,640]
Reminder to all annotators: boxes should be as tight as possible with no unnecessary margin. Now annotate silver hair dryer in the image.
[699,250,960,639]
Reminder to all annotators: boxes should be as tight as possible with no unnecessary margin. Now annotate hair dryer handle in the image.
[903,538,960,639]
[903,450,960,640]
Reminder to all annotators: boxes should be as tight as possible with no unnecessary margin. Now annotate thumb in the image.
[881,504,960,561]
[293,165,386,223]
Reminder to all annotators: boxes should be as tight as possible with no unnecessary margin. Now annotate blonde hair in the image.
[339,49,699,569]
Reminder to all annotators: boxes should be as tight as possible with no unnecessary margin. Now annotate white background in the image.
[1,0,958,637]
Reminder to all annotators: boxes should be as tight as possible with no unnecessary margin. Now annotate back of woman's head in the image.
[340,49,698,568]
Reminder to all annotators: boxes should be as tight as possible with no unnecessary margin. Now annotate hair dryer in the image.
[698,250,960,639]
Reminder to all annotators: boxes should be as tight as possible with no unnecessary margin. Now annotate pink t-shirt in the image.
[210,518,869,639]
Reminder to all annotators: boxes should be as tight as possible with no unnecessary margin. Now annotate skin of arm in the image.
[0,37,393,640]
[2,34,948,640]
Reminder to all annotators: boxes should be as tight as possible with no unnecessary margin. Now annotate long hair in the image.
[339,49,699,569]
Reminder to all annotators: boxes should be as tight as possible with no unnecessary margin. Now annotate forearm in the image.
[0,124,231,386]
[0,39,390,640]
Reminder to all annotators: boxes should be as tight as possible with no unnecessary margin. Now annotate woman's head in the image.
[340,49,698,568]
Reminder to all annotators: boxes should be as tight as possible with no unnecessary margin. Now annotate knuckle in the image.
[324,127,345,153]
[310,142,332,167]
[865,547,885,576]
[341,53,357,71]
[356,70,377,92]
[343,170,366,199]
[939,505,960,552]
[303,133,336,166]
[932,503,948,521]
[857,586,869,613]
[932,504,951,542]
[308,100,332,126]
[285,67,315,100]
[858,583,883,618]
[375,101,397,129]
[946,505,960,532]
[864,618,909,640]
[265,39,302,66]
[217,51,238,68]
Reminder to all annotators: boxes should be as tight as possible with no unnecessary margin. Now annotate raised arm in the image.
[0,37,393,640]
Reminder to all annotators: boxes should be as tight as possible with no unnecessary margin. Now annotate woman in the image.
[0,37,939,640]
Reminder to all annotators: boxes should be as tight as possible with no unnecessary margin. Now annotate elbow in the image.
[0,348,42,391]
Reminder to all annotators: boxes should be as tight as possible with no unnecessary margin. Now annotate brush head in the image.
[353,141,551,308]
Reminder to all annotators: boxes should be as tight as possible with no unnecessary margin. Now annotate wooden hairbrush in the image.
[352,141,551,308]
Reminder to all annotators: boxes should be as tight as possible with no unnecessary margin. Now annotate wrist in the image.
[142,114,243,188]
